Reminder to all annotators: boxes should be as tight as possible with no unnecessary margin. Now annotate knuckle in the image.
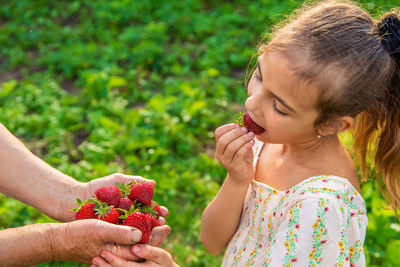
[241,134,251,142]
[112,173,123,179]
[134,176,144,181]
[214,129,220,138]
[218,138,228,147]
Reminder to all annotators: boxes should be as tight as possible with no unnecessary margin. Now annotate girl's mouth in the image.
[243,112,265,135]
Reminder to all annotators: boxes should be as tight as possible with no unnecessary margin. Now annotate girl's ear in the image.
[318,116,355,136]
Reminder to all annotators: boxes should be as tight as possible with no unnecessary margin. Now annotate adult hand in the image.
[91,244,179,267]
[83,173,155,201]
[214,123,255,185]
[89,224,172,264]
[52,219,143,264]
[82,173,170,248]
[60,173,169,222]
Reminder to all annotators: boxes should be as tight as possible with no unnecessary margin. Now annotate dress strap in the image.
[252,137,264,168]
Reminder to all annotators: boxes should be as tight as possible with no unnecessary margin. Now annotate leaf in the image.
[108,76,127,89]
[0,80,18,98]
[386,240,400,264]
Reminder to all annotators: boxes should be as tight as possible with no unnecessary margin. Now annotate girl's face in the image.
[245,51,320,144]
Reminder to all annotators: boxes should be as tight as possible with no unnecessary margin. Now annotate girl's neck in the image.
[279,134,342,162]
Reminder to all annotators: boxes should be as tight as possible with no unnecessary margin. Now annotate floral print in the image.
[222,139,368,267]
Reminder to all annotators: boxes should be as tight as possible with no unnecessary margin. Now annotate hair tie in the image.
[377,14,400,55]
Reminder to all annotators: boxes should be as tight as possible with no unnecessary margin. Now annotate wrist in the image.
[52,181,85,222]
[46,222,69,261]
[226,174,252,188]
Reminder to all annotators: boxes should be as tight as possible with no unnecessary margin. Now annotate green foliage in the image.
[0,0,399,266]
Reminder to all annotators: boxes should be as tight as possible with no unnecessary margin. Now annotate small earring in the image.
[317,134,322,139]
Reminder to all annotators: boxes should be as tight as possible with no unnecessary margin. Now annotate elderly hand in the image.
[51,219,144,264]
[58,173,168,222]
[89,224,172,264]
[81,173,170,248]
[91,244,179,267]
[82,173,155,201]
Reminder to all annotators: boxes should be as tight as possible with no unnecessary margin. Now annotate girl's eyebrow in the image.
[257,58,297,114]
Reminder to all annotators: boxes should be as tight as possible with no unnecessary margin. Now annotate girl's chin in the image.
[255,134,279,144]
[255,134,267,142]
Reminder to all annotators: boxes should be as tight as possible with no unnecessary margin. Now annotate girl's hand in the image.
[91,244,179,267]
[215,123,255,185]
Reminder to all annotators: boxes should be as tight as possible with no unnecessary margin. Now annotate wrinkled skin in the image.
[51,219,171,264]
[52,173,171,264]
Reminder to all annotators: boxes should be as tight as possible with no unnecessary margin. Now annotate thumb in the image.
[98,222,142,245]
[111,173,156,188]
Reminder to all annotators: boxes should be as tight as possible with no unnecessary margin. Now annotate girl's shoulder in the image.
[252,174,366,214]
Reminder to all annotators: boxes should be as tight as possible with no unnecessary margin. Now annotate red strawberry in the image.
[122,212,151,243]
[117,197,135,216]
[75,202,96,220]
[95,185,121,207]
[145,213,161,229]
[96,206,119,224]
[128,182,154,205]
[151,201,161,219]
[242,112,265,135]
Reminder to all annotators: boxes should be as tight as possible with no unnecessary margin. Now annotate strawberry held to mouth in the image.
[237,112,265,135]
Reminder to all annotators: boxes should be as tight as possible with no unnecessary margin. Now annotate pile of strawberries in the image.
[72,181,161,243]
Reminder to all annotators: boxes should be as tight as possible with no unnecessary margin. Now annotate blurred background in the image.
[0,0,399,266]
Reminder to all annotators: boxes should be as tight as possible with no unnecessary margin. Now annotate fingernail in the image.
[133,245,141,254]
[248,131,254,137]
[234,124,240,128]
[132,229,142,242]
[241,127,248,133]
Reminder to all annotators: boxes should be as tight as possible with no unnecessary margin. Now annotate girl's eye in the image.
[254,71,262,81]
[273,100,288,116]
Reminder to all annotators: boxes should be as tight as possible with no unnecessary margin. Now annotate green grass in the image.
[0,0,399,266]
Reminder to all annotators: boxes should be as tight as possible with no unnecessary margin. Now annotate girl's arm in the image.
[200,124,255,254]
[201,174,250,254]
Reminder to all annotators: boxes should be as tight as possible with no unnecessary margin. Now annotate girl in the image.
[201,0,400,266]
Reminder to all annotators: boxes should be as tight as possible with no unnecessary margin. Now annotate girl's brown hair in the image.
[253,0,400,213]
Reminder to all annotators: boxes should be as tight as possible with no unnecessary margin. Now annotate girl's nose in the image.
[245,96,255,112]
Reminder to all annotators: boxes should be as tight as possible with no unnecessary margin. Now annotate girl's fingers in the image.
[131,244,175,265]
[215,126,248,159]
[215,123,239,141]
[223,131,255,165]
[104,243,141,262]
[99,250,128,267]
[234,138,255,164]
[92,256,112,267]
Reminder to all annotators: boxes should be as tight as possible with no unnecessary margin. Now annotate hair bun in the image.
[377,14,400,55]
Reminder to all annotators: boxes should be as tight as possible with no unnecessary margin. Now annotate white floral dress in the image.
[222,138,368,267]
